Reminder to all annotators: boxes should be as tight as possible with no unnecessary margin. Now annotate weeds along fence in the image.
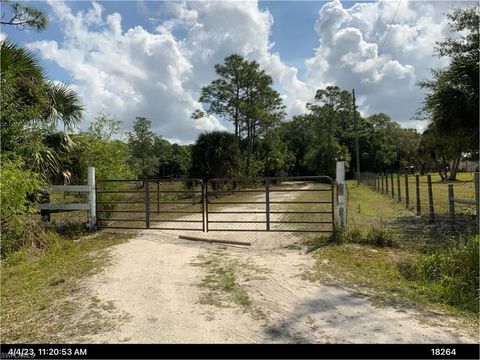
[359,171,479,241]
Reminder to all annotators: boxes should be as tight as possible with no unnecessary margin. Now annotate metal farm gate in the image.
[96,178,204,230]
[96,176,334,233]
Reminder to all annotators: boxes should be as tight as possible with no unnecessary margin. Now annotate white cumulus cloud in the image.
[26,0,476,141]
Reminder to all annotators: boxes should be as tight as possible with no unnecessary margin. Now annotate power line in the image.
[374,0,401,71]
[372,0,386,39]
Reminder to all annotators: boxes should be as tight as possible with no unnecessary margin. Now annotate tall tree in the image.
[0,0,48,31]
[193,54,285,175]
[0,41,83,180]
[418,6,479,179]
[127,117,157,176]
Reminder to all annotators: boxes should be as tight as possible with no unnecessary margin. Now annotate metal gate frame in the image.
[96,176,334,232]
[96,178,204,230]
[205,176,334,233]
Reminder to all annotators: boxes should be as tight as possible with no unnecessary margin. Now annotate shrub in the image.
[307,226,398,252]
[362,226,399,247]
[1,158,43,256]
[399,235,479,312]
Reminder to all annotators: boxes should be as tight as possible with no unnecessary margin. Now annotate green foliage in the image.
[127,116,157,177]
[190,131,240,180]
[1,41,83,180]
[0,1,48,31]
[71,114,138,182]
[254,130,292,176]
[0,157,42,222]
[0,157,43,256]
[307,226,398,252]
[417,6,479,176]
[399,235,479,312]
[194,54,285,176]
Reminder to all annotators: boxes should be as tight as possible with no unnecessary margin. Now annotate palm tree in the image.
[1,40,84,180]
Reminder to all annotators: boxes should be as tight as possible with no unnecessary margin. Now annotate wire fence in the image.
[358,171,479,244]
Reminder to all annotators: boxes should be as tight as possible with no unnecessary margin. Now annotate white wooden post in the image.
[336,161,346,228]
[87,167,96,229]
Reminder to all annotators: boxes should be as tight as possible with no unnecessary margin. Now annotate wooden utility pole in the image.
[353,89,360,185]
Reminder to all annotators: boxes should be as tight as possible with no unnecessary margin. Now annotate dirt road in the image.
[82,230,475,344]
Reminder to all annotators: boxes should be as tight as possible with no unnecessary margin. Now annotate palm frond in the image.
[44,81,84,130]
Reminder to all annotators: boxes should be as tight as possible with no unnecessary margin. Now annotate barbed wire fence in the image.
[357,171,479,245]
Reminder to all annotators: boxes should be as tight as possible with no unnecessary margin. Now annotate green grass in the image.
[305,180,479,334]
[1,231,133,343]
[346,180,414,230]
[191,251,267,317]
[364,172,477,216]
[304,243,477,323]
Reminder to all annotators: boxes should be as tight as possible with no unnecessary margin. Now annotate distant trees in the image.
[189,131,240,180]
[418,6,479,180]
[193,54,285,175]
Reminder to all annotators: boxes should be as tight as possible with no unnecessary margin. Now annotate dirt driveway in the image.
[82,229,475,344]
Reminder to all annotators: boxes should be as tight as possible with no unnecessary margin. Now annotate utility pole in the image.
[353,89,360,185]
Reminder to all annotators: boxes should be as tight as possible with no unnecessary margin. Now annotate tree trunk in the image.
[449,155,461,181]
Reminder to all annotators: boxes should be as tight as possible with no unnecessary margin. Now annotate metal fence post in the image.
[144,179,150,229]
[405,173,409,209]
[265,178,270,231]
[87,167,96,229]
[415,175,421,216]
[427,174,434,223]
[336,161,346,228]
[448,184,456,234]
[390,173,395,199]
[397,173,401,202]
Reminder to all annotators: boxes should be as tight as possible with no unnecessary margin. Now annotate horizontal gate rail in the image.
[96,176,334,233]
[96,178,204,230]
[206,176,334,233]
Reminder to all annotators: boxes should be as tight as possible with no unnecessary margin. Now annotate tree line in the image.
[0,2,478,251]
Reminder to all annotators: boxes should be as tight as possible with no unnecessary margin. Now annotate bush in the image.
[362,226,399,247]
[1,158,43,256]
[398,235,479,312]
[307,226,398,252]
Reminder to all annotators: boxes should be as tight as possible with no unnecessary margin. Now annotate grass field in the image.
[1,231,134,343]
[305,180,478,332]
[364,172,477,216]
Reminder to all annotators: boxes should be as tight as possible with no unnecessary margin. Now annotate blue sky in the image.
[1,1,475,142]
[4,1,355,81]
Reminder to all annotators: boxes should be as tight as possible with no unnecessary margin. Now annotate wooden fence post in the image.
[427,174,435,223]
[475,172,479,233]
[381,173,384,194]
[397,173,401,202]
[448,184,455,234]
[87,167,96,229]
[390,173,395,199]
[385,173,389,195]
[157,181,160,212]
[405,173,409,209]
[415,175,421,216]
[40,192,51,224]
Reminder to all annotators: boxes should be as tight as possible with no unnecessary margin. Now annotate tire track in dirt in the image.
[78,184,476,344]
